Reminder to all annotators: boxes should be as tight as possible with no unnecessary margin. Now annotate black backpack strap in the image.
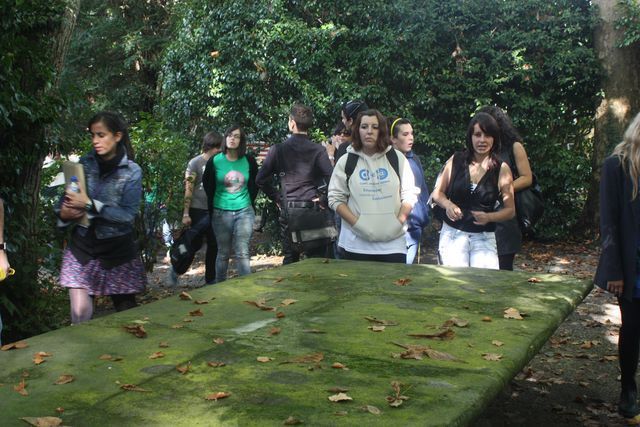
[345,152,359,185]
[386,148,400,180]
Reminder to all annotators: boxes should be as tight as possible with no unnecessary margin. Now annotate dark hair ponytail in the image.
[88,111,135,161]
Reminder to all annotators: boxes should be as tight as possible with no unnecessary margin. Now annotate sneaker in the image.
[167,268,178,287]
[620,388,640,419]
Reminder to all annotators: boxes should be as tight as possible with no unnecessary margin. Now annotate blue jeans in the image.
[406,227,422,265]
[212,206,255,283]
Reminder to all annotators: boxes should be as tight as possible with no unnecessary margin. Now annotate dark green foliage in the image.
[0,1,72,341]
[129,114,194,270]
[61,0,173,122]
[161,0,600,237]
[617,0,640,47]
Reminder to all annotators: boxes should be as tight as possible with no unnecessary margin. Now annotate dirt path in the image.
[132,238,624,426]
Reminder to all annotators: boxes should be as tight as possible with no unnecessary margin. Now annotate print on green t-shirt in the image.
[213,153,251,210]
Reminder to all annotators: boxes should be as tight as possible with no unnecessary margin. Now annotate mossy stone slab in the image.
[0,259,592,426]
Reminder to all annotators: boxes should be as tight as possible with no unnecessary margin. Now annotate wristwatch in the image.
[85,199,93,212]
[0,242,6,251]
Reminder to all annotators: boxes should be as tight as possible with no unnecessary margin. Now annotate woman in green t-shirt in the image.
[203,125,258,282]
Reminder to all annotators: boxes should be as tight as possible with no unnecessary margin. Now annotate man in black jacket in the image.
[256,103,333,264]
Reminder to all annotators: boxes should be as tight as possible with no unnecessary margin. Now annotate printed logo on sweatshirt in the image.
[359,167,389,182]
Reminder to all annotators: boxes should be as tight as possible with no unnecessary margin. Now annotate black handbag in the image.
[275,144,337,247]
[170,214,210,274]
[514,175,544,233]
[509,149,544,233]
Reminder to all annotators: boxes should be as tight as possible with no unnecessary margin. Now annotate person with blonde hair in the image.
[595,111,640,420]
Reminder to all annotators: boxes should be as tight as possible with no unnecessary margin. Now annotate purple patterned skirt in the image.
[60,249,147,295]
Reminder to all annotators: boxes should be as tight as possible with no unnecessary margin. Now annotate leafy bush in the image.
[160,0,600,238]
[129,113,195,269]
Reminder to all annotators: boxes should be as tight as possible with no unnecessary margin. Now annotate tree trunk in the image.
[580,0,640,231]
[1,0,81,341]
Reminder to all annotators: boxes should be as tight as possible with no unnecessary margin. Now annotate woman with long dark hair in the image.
[431,112,515,269]
[479,106,532,270]
[57,111,145,323]
[595,112,640,421]
[202,125,258,282]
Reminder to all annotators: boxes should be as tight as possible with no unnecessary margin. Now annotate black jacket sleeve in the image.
[255,145,279,203]
[248,154,259,205]
[202,157,216,215]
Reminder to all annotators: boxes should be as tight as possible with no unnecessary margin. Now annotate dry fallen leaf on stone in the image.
[527,277,543,283]
[205,391,231,401]
[386,381,410,407]
[194,300,209,305]
[482,316,492,322]
[332,362,348,370]
[189,309,204,317]
[19,417,62,427]
[159,342,169,348]
[408,328,455,341]
[171,324,184,329]
[492,340,504,347]
[207,361,226,368]
[179,291,192,300]
[1,340,28,351]
[391,343,461,362]
[269,327,281,336]
[244,298,276,311]
[328,392,353,402]
[280,299,298,306]
[148,352,165,360]
[364,316,398,326]
[368,325,386,332]
[393,277,411,286]
[14,379,28,396]
[53,374,74,385]
[283,416,303,425]
[482,353,503,361]
[176,362,191,374]
[441,317,469,328]
[503,307,524,320]
[257,356,273,363]
[213,338,224,345]
[120,383,150,392]
[284,352,324,364]
[276,311,286,318]
[123,324,147,338]
[363,405,382,415]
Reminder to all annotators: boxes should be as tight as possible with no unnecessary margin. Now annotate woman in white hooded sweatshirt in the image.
[328,109,418,263]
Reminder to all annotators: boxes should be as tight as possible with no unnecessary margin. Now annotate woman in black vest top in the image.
[431,112,515,268]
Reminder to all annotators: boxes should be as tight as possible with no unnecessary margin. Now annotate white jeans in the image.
[438,222,499,269]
